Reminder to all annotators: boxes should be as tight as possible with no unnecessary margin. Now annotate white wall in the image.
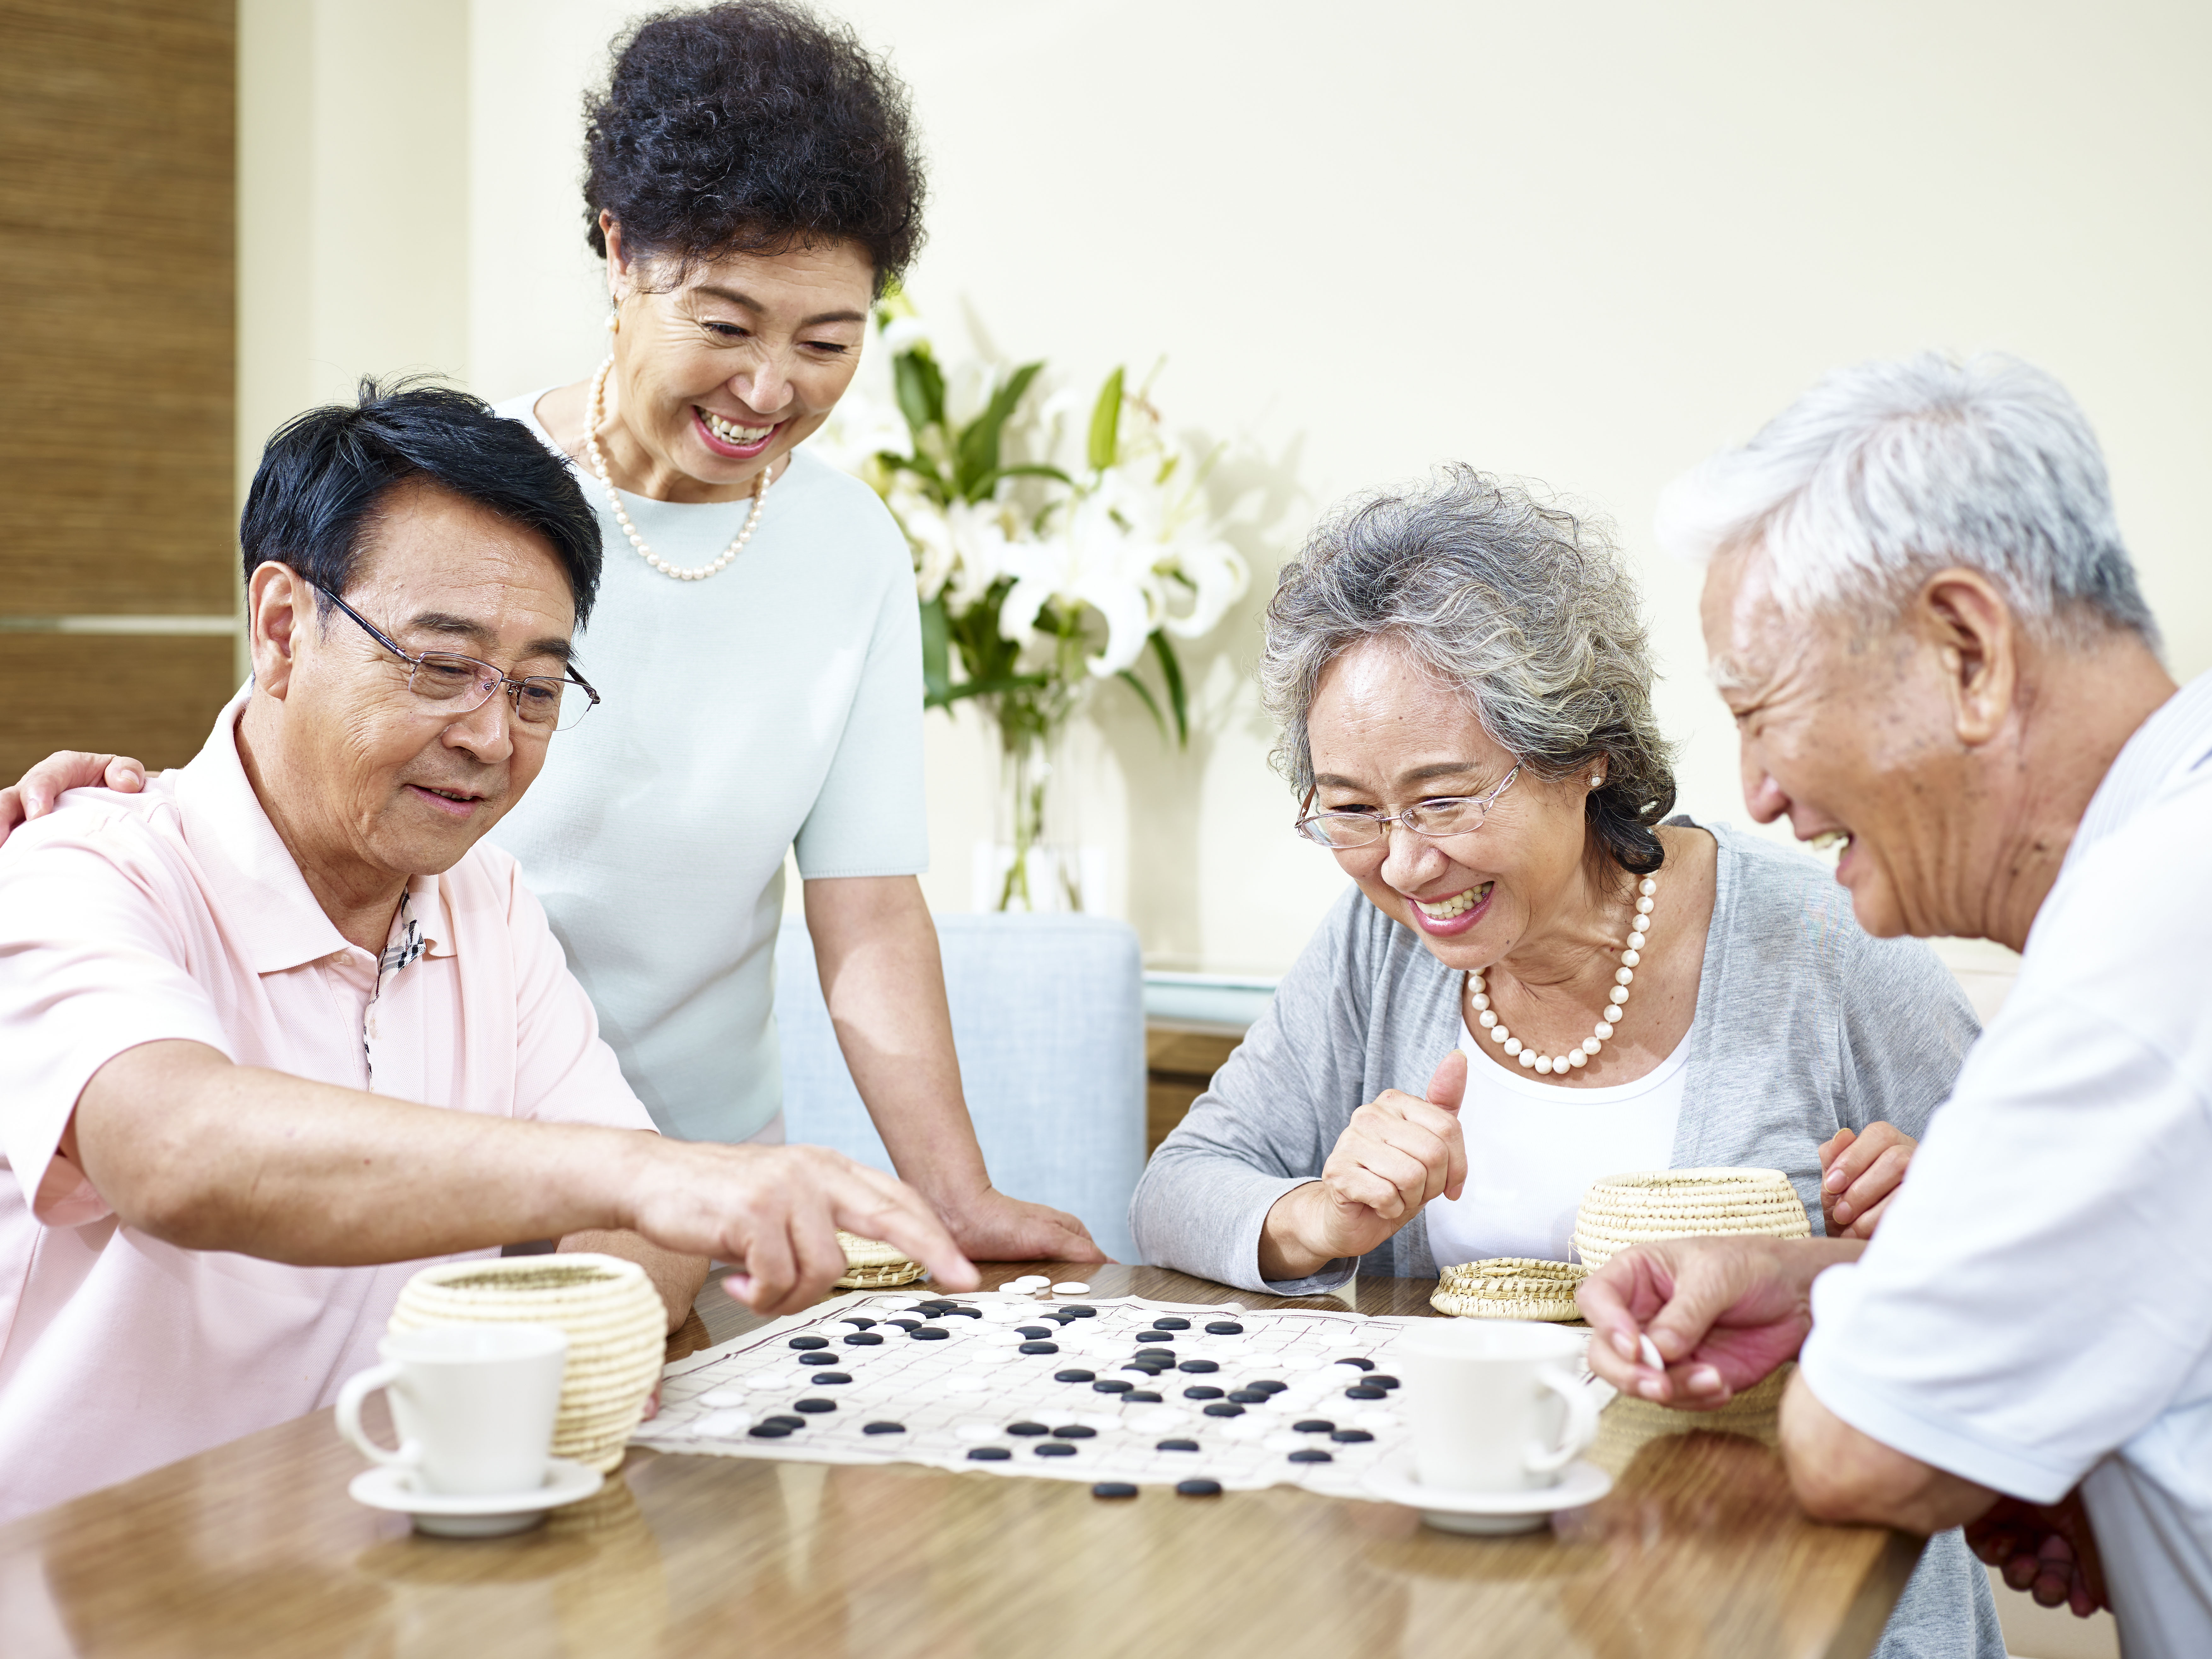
[256,1,2212,978]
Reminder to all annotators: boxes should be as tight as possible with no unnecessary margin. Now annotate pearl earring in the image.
[605,310,620,334]
[1590,774,1603,787]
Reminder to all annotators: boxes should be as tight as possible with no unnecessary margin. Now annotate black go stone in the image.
[1227,1389,1268,1403]
[812,1373,852,1385]
[789,1336,830,1350]
[941,1307,983,1319]
[1337,1357,1375,1371]
[798,1353,839,1367]
[1051,1424,1097,1439]
[1330,1428,1375,1443]
[1151,1316,1191,1330]
[1204,1321,1245,1335]
[1125,1391,1163,1403]
[1054,1369,1096,1384]
[1134,1347,1177,1362]
[1250,1380,1289,1395]
[884,1318,922,1331]
[1367,1375,1401,1390]
[843,1332,884,1346]
[1122,1363,1165,1377]
[1177,1359,1219,1374]
[1093,1380,1133,1394]
[1058,1305,1098,1318]
[910,1326,950,1341]
[836,1316,875,1329]
[861,1421,906,1435]
[913,1300,954,1313]
[1035,1443,1077,1457]
[1018,1341,1060,1355]
[1293,1420,1336,1434]
[1016,1326,1054,1340]
[1183,1385,1224,1401]
[794,1398,837,1414]
[1157,1438,1201,1452]
[1007,1421,1050,1437]
[1202,1402,1244,1418]
[764,1415,805,1430]
[1092,1482,1138,1499]
[967,1446,1012,1461]
[1344,1385,1387,1400]
[1176,1479,1223,1497]
[748,1425,791,1439]
[1288,1449,1334,1464]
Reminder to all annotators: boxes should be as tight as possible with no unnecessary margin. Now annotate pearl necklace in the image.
[1470,873,1657,1078]
[585,354,769,582]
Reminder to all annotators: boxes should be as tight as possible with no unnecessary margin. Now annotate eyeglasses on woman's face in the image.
[314,584,601,734]
[1293,763,1522,850]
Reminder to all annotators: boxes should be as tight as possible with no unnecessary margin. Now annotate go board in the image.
[636,1287,1605,1497]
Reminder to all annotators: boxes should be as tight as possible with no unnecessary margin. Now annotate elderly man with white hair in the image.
[1577,352,2211,1656]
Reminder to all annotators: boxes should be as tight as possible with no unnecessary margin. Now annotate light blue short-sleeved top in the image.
[489,391,928,1144]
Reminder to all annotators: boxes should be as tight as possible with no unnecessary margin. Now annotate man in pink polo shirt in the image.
[0,382,971,1521]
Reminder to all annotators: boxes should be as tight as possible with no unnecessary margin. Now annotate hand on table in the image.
[626,1139,977,1318]
[936,1185,1109,1264]
[0,750,146,846]
[1578,1234,1854,1407]
[1258,1051,1466,1281]
[1817,1121,1916,1239]
[1969,1490,2109,1618]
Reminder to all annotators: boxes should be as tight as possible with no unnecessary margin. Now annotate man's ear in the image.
[1914,568,2019,748]
[245,563,308,700]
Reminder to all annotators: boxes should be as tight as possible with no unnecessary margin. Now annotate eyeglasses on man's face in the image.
[1294,763,1521,850]
[313,583,601,734]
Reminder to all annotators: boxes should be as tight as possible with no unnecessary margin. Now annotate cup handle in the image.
[1523,1363,1600,1475]
[336,1362,421,1471]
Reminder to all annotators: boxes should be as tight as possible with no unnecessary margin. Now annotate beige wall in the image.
[249,1,2212,982]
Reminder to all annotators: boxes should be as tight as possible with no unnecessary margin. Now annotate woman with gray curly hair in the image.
[1132,466,2003,1658]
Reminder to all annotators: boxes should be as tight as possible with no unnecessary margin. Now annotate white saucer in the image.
[1362,1453,1612,1535]
[348,1457,604,1537]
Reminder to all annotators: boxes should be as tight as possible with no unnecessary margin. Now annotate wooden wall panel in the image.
[0,0,236,617]
[0,634,235,778]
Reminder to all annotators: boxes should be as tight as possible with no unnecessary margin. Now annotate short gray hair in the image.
[1654,351,2157,648]
[1260,466,1676,875]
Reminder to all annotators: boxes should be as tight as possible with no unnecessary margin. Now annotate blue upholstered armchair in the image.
[774,913,1148,1265]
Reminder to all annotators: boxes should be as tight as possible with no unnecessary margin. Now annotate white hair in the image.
[1654,352,2157,647]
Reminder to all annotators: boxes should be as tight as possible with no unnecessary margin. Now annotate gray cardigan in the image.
[1131,821,2004,1659]
[1132,821,1981,1293]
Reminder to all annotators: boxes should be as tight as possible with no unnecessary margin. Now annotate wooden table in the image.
[0,1264,1918,1658]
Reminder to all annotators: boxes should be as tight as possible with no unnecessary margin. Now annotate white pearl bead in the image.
[1636,896,1654,915]
[1469,974,1485,992]
[1620,949,1640,967]
[1568,1049,1588,1068]
[1503,1037,1523,1056]
[1615,967,1633,986]
[1478,1009,1497,1029]
[1471,992,1490,1011]
[1628,931,1646,950]
[1534,1055,1553,1074]
[1608,985,1628,1005]
[1639,878,1656,897]
[1582,1037,1602,1054]
[1517,1047,1536,1068]
[1489,1024,1508,1044]
[1595,1022,1614,1039]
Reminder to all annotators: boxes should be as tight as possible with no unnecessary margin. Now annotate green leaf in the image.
[918,596,951,706]
[1115,667,1167,740]
[939,672,1052,705]
[954,361,1044,500]
[1087,366,1124,473]
[894,351,945,436]
[1149,629,1189,747]
[971,462,1075,494]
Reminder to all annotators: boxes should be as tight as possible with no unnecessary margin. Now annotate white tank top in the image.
[1422,1017,1691,1266]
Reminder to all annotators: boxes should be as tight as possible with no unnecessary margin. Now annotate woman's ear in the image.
[600,211,630,301]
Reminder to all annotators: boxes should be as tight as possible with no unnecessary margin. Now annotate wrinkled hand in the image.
[1818,1121,1916,1238]
[1578,1235,1842,1407]
[626,1140,976,1318]
[1969,1491,2109,1618]
[0,751,146,847]
[937,1186,1109,1264]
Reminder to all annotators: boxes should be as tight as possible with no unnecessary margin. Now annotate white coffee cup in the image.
[337,1322,568,1496]
[1397,1320,1600,1494]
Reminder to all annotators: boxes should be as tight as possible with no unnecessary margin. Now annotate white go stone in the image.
[1219,1421,1266,1442]
[953,1422,999,1442]
[1051,1281,1091,1295]
[1263,1431,1307,1453]
[1075,1411,1122,1432]
[690,1408,754,1438]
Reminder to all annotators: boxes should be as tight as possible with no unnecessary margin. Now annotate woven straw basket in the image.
[389,1253,665,1472]
[834,1230,925,1289]
[1571,1168,1810,1271]
[1431,1257,1587,1321]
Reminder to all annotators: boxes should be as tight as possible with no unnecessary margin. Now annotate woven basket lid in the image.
[834,1230,924,1288]
[1572,1167,1810,1270]
[1431,1257,1587,1321]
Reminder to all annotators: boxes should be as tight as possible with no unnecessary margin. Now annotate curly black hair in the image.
[583,1,926,294]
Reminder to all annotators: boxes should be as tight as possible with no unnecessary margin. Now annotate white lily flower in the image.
[1160,534,1250,639]
[879,315,933,357]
